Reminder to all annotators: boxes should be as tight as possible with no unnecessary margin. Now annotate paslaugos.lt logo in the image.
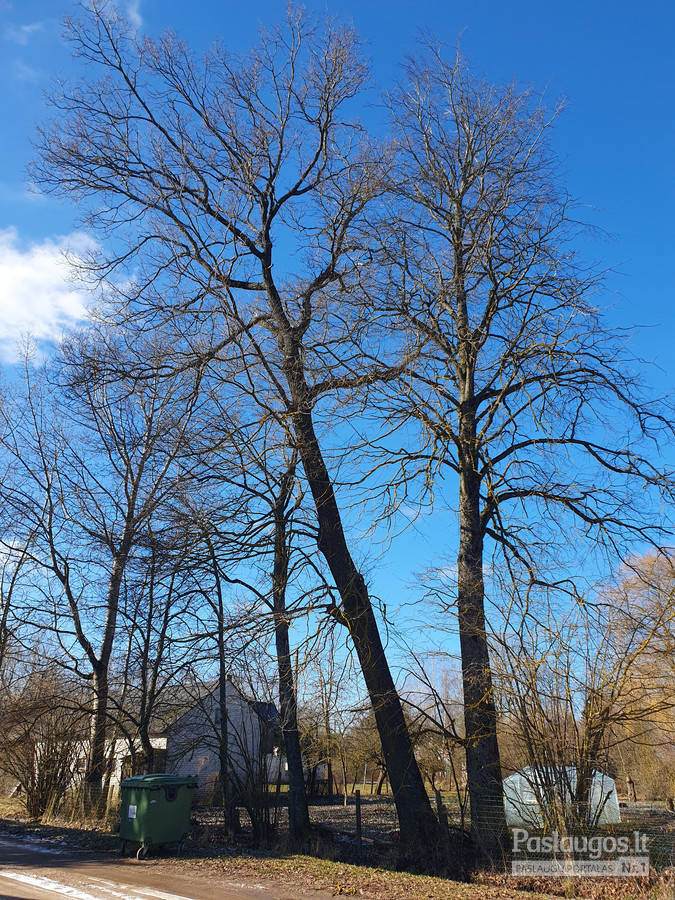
[512,829,649,860]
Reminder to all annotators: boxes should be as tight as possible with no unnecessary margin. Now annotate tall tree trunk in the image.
[202,531,233,831]
[85,668,109,814]
[291,407,440,862]
[217,616,231,831]
[218,669,231,823]
[263,252,440,863]
[80,537,132,815]
[272,458,311,846]
[274,616,311,843]
[457,406,506,863]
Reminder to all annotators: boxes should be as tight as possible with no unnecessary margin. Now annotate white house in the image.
[19,679,279,808]
[86,678,280,803]
[164,678,280,803]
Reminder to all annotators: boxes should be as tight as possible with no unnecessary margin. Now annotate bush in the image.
[0,673,86,818]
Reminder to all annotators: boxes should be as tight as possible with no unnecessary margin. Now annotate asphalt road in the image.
[0,836,327,900]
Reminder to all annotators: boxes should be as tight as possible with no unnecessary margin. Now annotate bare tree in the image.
[343,709,388,797]
[33,5,440,860]
[267,450,312,844]
[112,530,199,776]
[0,536,33,680]
[0,668,87,819]
[0,384,37,681]
[194,425,345,845]
[184,507,268,837]
[163,410,320,845]
[299,631,367,805]
[401,658,470,826]
[496,569,675,829]
[0,351,202,809]
[382,47,675,859]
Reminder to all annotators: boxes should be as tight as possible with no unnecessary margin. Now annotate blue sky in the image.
[1,0,673,371]
[0,0,673,655]
[1,0,673,366]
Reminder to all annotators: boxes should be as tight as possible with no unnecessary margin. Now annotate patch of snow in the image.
[1,870,106,899]
[0,837,67,855]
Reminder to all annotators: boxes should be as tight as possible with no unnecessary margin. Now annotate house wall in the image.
[165,681,267,804]
[108,736,167,787]
[66,736,167,794]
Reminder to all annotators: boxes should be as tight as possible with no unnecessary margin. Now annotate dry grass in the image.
[3,802,675,900]
[165,851,675,900]
[165,851,560,900]
[0,795,26,819]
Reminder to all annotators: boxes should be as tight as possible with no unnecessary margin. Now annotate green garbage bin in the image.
[119,773,198,859]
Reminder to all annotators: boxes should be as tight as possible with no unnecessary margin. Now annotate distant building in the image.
[165,678,280,803]
[86,678,281,804]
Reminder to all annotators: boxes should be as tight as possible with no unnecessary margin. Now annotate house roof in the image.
[247,700,282,735]
[108,676,279,738]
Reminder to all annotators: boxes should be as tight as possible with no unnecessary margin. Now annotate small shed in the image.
[503,766,621,827]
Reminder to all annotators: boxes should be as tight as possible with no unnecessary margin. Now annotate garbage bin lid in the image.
[120,773,198,789]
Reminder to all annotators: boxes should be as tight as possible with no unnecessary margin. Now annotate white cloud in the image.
[4,22,43,45]
[0,229,94,363]
[0,182,47,204]
[126,1,142,28]
[11,59,40,82]
[80,0,141,28]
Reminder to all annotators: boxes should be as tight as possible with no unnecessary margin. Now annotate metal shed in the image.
[503,765,621,827]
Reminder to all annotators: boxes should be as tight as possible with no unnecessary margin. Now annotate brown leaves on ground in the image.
[476,869,674,900]
[169,853,555,900]
[170,852,675,900]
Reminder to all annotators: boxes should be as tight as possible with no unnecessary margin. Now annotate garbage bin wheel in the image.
[137,845,149,861]
[120,840,127,857]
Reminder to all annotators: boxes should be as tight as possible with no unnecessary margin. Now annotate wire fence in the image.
[217,795,675,872]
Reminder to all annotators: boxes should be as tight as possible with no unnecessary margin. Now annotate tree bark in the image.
[139,728,155,775]
[457,401,506,863]
[375,769,387,795]
[79,517,135,811]
[274,615,311,843]
[85,667,109,814]
[256,242,441,860]
[272,467,311,846]
[216,610,232,831]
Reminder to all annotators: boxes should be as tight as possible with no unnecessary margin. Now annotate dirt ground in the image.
[3,800,675,900]
[0,833,331,900]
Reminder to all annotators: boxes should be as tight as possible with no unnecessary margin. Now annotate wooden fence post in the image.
[355,789,362,861]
